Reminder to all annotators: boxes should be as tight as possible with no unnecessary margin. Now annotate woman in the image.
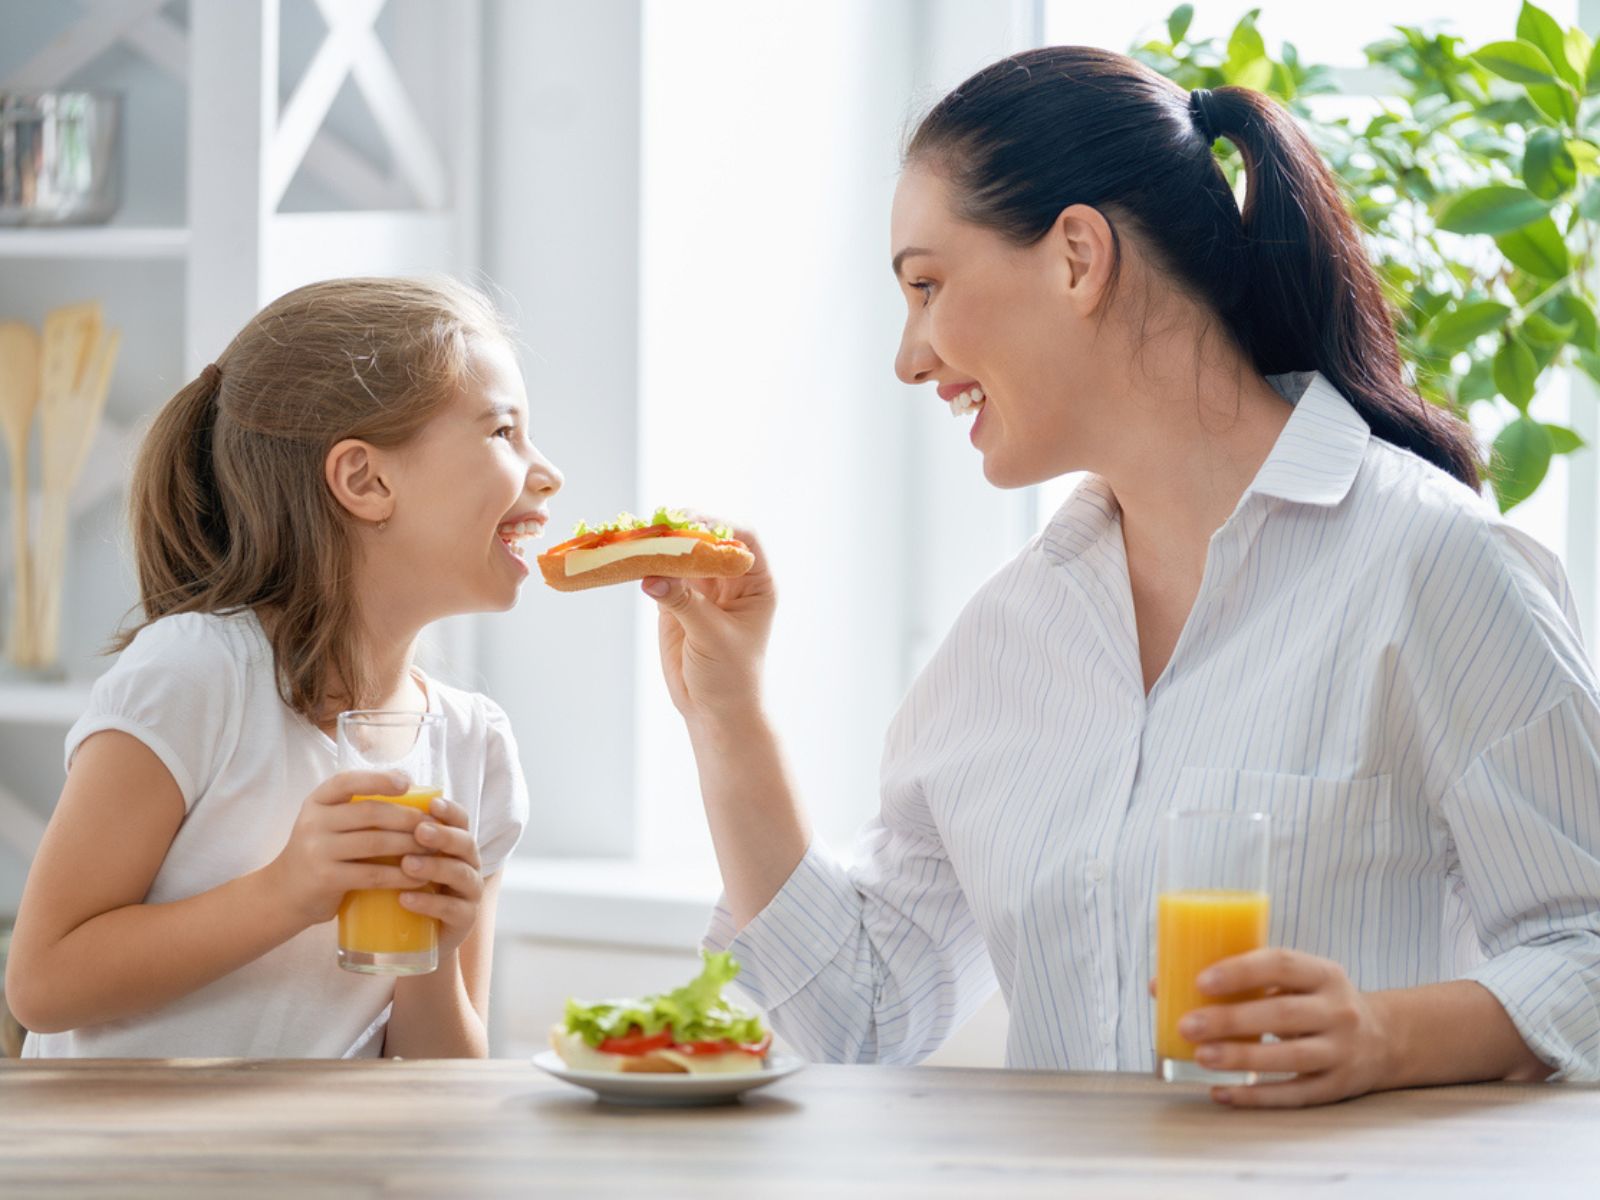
[640,47,1600,1106]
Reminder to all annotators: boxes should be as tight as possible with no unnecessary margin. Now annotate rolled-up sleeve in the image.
[1445,693,1600,1079]
[705,735,997,1064]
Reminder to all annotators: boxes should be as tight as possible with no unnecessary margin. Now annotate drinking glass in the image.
[335,710,447,975]
[1155,809,1271,1085]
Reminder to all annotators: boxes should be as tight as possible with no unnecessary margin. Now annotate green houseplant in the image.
[1133,2,1598,511]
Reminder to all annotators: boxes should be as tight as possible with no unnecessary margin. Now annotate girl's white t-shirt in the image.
[22,609,529,1059]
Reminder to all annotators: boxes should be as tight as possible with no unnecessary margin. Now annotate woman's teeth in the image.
[949,386,986,417]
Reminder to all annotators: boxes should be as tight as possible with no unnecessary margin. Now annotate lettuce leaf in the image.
[567,507,734,541]
[561,950,767,1047]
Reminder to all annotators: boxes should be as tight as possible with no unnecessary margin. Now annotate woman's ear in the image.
[325,438,395,525]
[1053,203,1117,316]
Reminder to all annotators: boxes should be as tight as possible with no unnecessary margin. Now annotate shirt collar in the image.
[1040,371,1371,566]
[1243,370,1371,507]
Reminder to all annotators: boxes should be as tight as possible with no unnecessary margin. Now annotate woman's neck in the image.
[1098,343,1293,567]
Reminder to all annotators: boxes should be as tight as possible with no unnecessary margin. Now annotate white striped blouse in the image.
[705,371,1600,1079]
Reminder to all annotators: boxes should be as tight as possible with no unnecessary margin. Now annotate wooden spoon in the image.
[33,302,117,668]
[0,322,41,666]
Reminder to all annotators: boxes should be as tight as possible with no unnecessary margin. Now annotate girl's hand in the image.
[641,522,777,726]
[1179,948,1395,1108]
[395,796,483,959]
[269,770,428,928]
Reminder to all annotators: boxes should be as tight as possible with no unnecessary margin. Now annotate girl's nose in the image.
[530,453,563,497]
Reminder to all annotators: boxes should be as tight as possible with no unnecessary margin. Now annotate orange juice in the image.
[337,788,442,959]
[1155,889,1270,1061]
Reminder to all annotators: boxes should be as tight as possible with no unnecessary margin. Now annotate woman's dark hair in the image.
[906,46,1481,490]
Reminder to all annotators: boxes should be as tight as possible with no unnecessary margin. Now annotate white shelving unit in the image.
[0,0,483,861]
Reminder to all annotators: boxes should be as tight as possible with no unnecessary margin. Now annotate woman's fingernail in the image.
[1179,1015,1203,1038]
[1196,970,1219,991]
[1213,1089,1233,1105]
[642,579,668,598]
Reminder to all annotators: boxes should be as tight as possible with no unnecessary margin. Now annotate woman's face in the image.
[382,335,564,615]
[891,164,1115,488]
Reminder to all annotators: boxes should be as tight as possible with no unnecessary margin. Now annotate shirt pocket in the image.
[1171,767,1396,964]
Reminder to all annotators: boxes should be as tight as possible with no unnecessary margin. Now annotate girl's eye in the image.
[494,425,516,440]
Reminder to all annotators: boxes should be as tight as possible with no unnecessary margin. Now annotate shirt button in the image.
[1085,859,1108,883]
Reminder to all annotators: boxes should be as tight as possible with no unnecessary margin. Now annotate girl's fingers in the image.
[426,796,470,830]
[413,820,480,868]
[340,863,415,891]
[402,852,483,899]
[328,800,427,834]
[314,770,410,806]
[399,890,477,927]
[334,829,431,861]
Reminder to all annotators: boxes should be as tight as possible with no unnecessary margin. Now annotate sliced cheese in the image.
[653,1047,765,1075]
[564,535,700,576]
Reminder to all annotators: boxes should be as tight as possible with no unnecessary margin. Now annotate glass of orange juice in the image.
[335,710,448,976]
[1155,809,1270,1085]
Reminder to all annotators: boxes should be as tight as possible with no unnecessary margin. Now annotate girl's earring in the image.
[377,519,388,531]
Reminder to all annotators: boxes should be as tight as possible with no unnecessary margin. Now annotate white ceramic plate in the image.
[532,1049,806,1107]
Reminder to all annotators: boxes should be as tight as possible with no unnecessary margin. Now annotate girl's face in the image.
[377,336,563,618]
[890,165,1117,488]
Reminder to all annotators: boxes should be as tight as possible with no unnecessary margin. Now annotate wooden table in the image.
[1,1059,1596,1198]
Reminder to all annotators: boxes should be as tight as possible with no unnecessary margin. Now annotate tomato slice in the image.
[545,523,735,557]
[597,1028,674,1055]
[671,1033,772,1056]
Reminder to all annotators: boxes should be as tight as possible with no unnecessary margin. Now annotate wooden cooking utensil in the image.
[32,302,118,668]
[0,321,42,666]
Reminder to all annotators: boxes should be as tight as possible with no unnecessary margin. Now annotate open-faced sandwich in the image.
[549,951,772,1074]
[537,508,755,592]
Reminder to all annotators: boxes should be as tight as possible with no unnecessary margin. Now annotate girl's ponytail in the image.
[1191,87,1481,490]
[123,362,229,632]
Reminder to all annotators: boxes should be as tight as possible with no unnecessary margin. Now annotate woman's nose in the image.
[895,327,939,385]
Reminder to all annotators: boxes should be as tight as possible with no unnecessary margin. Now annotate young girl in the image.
[5,276,561,1057]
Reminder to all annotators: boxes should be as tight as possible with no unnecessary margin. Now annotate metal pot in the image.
[0,91,122,226]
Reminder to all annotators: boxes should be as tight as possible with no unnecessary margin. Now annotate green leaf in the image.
[1496,215,1571,277]
[1494,335,1540,409]
[1567,139,1600,174]
[1473,39,1560,85]
[1545,422,1586,453]
[1425,300,1512,351]
[1491,416,1554,511]
[1517,2,1581,89]
[1168,4,1194,45]
[1546,294,1599,349]
[1588,34,1600,94]
[1524,128,1578,198]
[1436,186,1552,235]
[1526,83,1579,125]
[1224,11,1273,89]
[1457,358,1499,407]
[1578,347,1600,385]
[1566,27,1595,83]
[561,951,767,1048]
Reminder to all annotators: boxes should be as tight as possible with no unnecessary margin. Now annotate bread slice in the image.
[539,538,754,593]
[549,1028,765,1075]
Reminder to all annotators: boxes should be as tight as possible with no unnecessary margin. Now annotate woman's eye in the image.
[911,281,934,305]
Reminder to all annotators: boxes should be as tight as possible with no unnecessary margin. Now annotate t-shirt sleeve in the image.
[63,613,243,812]
[473,696,529,877]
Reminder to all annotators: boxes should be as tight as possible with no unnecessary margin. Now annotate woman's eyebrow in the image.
[892,247,933,278]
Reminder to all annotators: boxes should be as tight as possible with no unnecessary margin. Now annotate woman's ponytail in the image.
[119,362,228,639]
[1193,86,1481,490]
[907,47,1483,492]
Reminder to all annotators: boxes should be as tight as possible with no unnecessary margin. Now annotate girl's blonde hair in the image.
[118,275,513,720]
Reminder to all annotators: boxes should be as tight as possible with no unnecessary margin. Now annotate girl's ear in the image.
[325,439,395,525]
